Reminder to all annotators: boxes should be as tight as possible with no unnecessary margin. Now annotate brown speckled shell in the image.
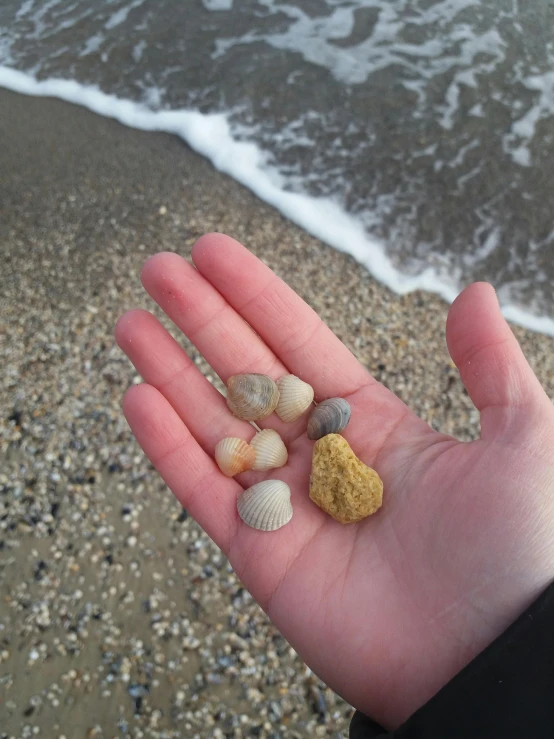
[226,374,280,421]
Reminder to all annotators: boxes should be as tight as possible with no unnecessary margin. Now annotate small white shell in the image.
[237,480,293,531]
[275,375,314,423]
[250,429,288,470]
[215,437,256,477]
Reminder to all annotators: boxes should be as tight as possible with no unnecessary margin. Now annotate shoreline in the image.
[1,89,553,737]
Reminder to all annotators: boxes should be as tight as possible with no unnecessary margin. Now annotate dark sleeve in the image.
[350,582,554,738]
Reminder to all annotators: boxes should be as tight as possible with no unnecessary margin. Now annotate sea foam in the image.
[1,64,553,337]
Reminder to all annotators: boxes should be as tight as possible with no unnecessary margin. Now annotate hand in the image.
[115,234,554,729]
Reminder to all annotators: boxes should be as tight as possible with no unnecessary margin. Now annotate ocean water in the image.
[1,0,553,334]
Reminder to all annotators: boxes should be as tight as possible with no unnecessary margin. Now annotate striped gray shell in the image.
[307,398,351,441]
[237,480,293,531]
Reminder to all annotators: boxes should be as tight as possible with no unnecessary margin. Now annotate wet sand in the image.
[1,88,553,738]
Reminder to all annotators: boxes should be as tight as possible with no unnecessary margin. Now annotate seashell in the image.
[307,398,351,441]
[215,437,256,477]
[237,480,293,531]
[226,374,280,421]
[275,375,314,423]
[250,429,288,470]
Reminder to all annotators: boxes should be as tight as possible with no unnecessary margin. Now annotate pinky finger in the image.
[122,383,240,555]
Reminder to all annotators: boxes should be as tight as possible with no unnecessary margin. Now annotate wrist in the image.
[372,571,554,728]
[367,582,554,735]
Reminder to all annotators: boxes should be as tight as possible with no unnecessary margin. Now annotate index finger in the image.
[192,234,372,399]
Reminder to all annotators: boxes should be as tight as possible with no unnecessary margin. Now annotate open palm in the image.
[116,234,554,729]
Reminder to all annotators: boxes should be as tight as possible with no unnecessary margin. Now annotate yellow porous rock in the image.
[309,434,383,524]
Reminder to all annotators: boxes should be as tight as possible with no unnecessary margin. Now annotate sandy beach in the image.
[1,88,553,738]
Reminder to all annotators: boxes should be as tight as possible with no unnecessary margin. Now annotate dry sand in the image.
[1,88,553,738]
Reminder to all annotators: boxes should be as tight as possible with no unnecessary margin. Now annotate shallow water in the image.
[1,0,553,330]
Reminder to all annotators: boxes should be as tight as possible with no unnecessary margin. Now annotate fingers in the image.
[139,244,424,452]
[446,282,548,436]
[122,383,239,553]
[191,233,371,397]
[141,251,284,381]
[140,252,313,442]
[115,309,254,454]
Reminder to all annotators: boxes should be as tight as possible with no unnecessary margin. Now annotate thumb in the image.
[446,282,548,438]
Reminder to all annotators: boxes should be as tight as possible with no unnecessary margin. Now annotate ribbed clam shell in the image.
[275,375,314,423]
[250,429,288,470]
[237,480,293,531]
[215,437,256,477]
[226,374,280,421]
[307,398,351,441]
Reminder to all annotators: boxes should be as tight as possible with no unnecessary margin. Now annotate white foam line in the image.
[1,65,553,337]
